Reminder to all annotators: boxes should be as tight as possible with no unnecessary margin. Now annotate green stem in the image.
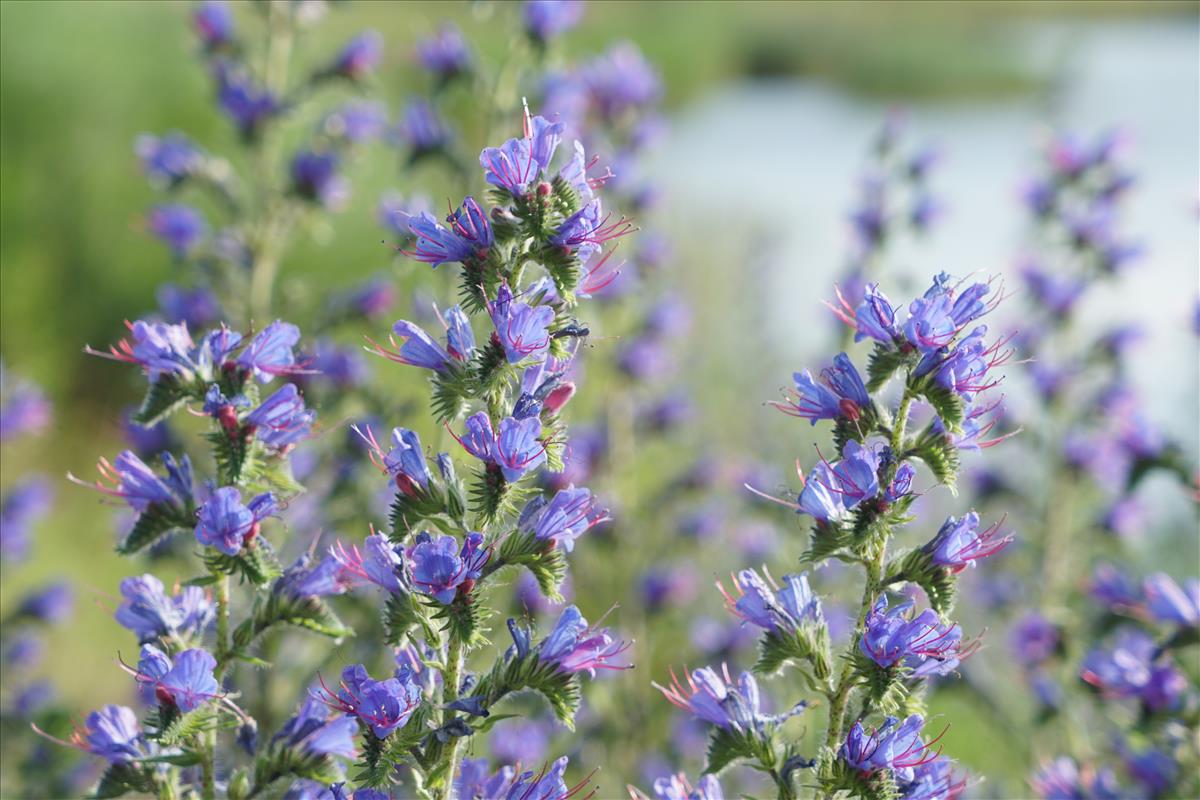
[200,731,216,800]
[215,573,231,678]
[437,635,466,800]
[820,387,915,791]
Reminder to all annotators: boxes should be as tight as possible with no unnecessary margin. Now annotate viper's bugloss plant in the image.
[644,271,1015,800]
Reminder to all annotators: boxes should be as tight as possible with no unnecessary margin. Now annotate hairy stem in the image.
[437,634,466,800]
[821,388,914,781]
[215,573,231,678]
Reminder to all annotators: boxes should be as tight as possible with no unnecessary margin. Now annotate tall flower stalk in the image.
[648,272,1015,800]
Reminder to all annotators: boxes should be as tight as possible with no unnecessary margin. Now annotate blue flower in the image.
[135,132,204,185]
[537,605,630,676]
[157,284,220,329]
[330,533,407,595]
[778,354,870,425]
[719,569,823,635]
[398,98,451,153]
[840,714,934,781]
[524,1,584,42]
[0,477,51,562]
[194,486,277,555]
[548,198,632,262]
[654,666,774,732]
[648,773,725,800]
[520,486,608,552]
[81,705,146,763]
[144,648,220,712]
[238,321,302,382]
[330,31,382,80]
[860,597,965,678]
[244,384,315,449]
[321,663,421,739]
[115,573,213,643]
[193,1,234,50]
[290,151,348,210]
[444,305,475,361]
[322,101,388,144]
[1031,757,1122,800]
[488,284,554,364]
[17,582,73,624]
[274,696,358,759]
[925,512,1013,573]
[147,204,207,257]
[407,533,488,604]
[380,320,451,371]
[415,25,471,80]
[405,206,482,267]
[1143,573,1199,628]
[215,64,279,138]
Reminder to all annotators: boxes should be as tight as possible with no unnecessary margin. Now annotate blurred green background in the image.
[2,0,1197,793]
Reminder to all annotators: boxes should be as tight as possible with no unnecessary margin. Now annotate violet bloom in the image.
[71,450,193,515]
[377,191,431,238]
[798,462,847,522]
[215,64,279,138]
[896,755,965,800]
[479,114,564,195]
[799,440,882,519]
[404,211,478,267]
[273,696,359,760]
[323,100,388,144]
[290,151,348,210]
[840,715,935,781]
[115,573,214,643]
[443,304,475,361]
[380,319,451,371]
[244,384,315,449]
[1081,628,1186,711]
[1143,573,1199,628]
[137,648,220,712]
[135,132,204,185]
[157,284,220,329]
[306,341,368,390]
[0,477,51,562]
[407,532,488,604]
[649,773,725,800]
[415,25,470,80]
[536,605,631,677]
[194,486,278,556]
[719,569,823,635]
[654,665,767,732]
[330,534,407,595]
[77,705,146,763]
[548,198,632,262]
[1031,757,1122,800]
[925,512,1013,572]
[0,368,51,439]
[330,31,382,80]
[320,663,421,739]
[490,719,550,766]
[524,0,584,42]
[1123,747,1178,798]
[356,426,432,497]
[850,283,901,344]
[17,582,73,624]
[1009,612,1060,668]
[493,416,548,481]
[1088,562,1142,612]
[488,284,554,364]
[778,353,871,425]
[147,204,206,257]
[487,756,585,800]
[193,1,234,49]
[581,42,662,120]
[276,553,359,600]
[519,485,609,552]
[238,320,301,381]
[860,598,965,677]
[398,98,451,154]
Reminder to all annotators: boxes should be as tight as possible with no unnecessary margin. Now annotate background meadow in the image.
[1,2,1197,797]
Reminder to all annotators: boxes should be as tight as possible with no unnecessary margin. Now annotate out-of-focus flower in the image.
[147,204,207,257]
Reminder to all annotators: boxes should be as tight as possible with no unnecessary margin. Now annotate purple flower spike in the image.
[194,486,277,555]
[537,605,631,676]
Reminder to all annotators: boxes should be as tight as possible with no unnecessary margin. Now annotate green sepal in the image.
[158,706,219,748]
[469,465,534,526]
[471,652,582,729]
[703,726,774,776]
[753,624,832,682]
[425,591,490,650]
[800,521,854,566]
[206,429,264,489]
[539,245,581,306]
[202,541,283,587]
[866,344,918,393]
[91,763,158,799]
[492,530,566,601]
[819,757,900,800]
[854,651,909,716]
[233,591,353,650]
[118,502,193,555]
[431,361,472,424]
[469,337,518,410]
[890,548,957,616]
[911,375,964,434]
[352,729,391,789]
[132,375,193,426]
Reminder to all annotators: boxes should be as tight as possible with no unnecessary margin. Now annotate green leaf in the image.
[909,425,961,492]
[800,522,853,565]
[704,727,764,775]
[915,379,964,435]
[205,430,264,489]
[493,530,566,601]
[234,592,353,650]
[383,592,438,647]
[91,763,156,799]
[431,363,472,424]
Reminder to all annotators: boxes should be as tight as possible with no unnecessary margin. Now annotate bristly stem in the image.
[437,633,466,800]
[821,386,915,776]
[215,573,231,678]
